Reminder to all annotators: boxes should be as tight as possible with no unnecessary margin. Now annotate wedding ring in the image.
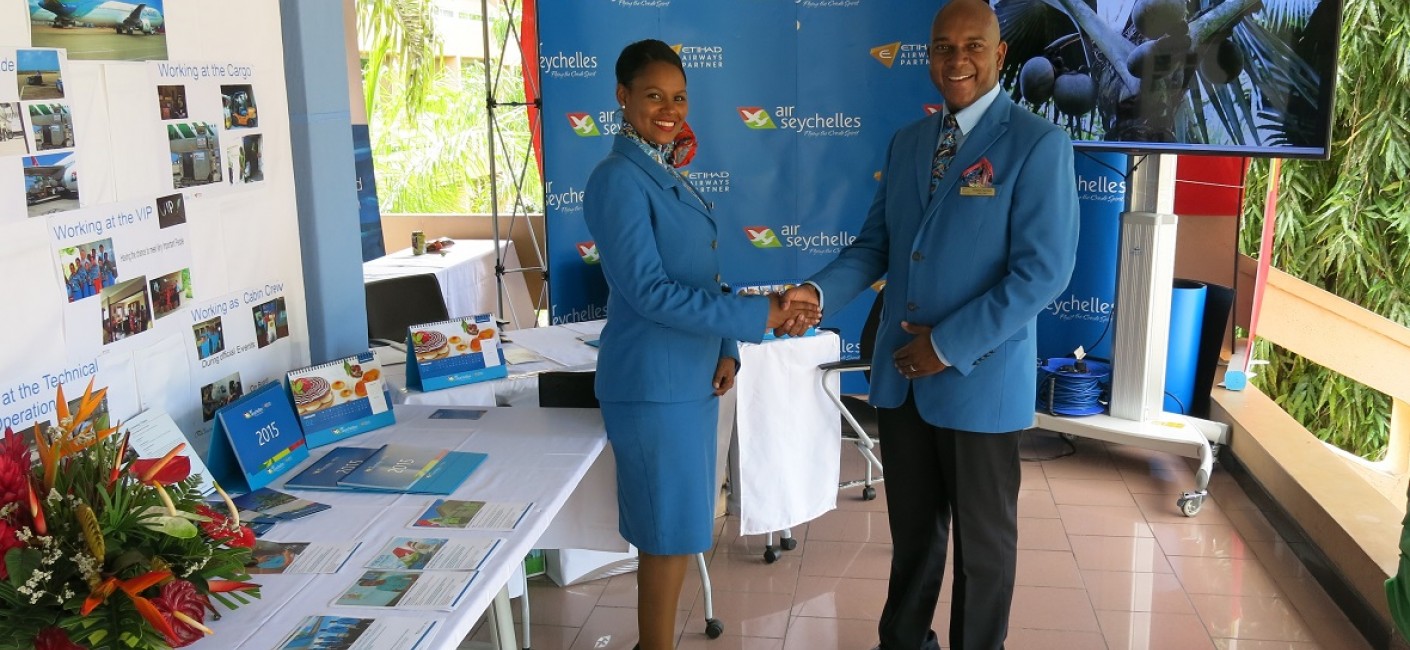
[908,364,916,372]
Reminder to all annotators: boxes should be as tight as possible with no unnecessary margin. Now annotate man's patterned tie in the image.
[929,112,960,195]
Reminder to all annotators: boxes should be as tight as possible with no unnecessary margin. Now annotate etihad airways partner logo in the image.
[870,41,929,68]
[670,43,725,69]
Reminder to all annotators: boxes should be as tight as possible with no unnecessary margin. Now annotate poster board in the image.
[0,0,308,459]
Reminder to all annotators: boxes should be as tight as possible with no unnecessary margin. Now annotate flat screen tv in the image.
[995,0,1342,159]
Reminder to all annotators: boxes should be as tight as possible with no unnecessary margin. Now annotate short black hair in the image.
[615,39,685,88]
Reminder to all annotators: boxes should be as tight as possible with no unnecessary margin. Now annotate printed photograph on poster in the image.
[220,84,257,129]
[148,268,190,319]
[27,103,74,151]
[156,85,187,120]
[167,122,222,188]
[252,297,288,348]
[100,276,154,345]
[15,49,64,101]
[23,152,79,217]
[50,199,197,360]
[0,103,26,156]
[200,371,242,422]
[237,134,262,184]
[28,0,168,62]
[155,192,184,228]
[192,316,225,361]
[57,238,118,303]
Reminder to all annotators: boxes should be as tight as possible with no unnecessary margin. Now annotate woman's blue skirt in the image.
[600,397,718,555]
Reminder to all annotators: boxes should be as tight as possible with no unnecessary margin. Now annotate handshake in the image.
[765,284,822,338]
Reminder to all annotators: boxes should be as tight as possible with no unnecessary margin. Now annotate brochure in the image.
[412,500,532,532]
[336,445,487,495]
[246,539,360,575]
[230,488,329,524]
[334,570,476,610]
[278,616,437,650]
[282,446,380,490]
[404,314,508,391]
[287,352,394,448]
[364,537,500,572]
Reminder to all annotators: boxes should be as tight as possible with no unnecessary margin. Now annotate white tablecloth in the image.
[363,239,537,329]
[384,322,842,536]
[192,406,607,650]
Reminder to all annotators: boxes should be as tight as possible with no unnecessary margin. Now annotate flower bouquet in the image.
[0,382,260,649]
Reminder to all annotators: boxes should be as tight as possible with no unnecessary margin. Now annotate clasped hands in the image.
[771,285,947,379]
[767,286,822,336]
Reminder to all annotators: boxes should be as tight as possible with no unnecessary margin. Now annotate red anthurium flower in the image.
[195,505,256,549]
[131,445,191,485]
[33,627,84,650]
[151,580,212,647]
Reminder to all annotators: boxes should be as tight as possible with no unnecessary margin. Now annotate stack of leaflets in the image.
[278,616,436,650]
[284,444,486,495]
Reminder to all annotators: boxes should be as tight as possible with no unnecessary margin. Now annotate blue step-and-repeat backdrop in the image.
[538,0,1127,389]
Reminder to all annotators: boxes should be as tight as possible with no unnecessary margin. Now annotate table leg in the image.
[489,585,518,650]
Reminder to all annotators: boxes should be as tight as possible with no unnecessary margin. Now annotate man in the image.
[781,1,1078,648]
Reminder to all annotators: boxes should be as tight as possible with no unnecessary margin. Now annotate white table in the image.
[192,406,606,650]
[363,239,537,329]
[384,322,843,535]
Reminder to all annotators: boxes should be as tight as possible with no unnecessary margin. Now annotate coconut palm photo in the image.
[994,0,1339,156]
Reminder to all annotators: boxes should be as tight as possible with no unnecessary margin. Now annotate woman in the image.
[583,40,818,650]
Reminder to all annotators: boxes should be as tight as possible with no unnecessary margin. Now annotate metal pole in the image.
[481,0,505,321]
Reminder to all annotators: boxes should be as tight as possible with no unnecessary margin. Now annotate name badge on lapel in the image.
[958,157,996,197]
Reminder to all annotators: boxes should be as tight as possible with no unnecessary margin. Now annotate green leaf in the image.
[5,548,40,589]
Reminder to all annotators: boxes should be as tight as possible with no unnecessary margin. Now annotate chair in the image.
[536,371,726,640]
[364,273,449,346]
[818,287,886,500]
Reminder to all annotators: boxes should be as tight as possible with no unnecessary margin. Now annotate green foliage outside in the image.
[1239,0,1410,459]
[359,0,542,215]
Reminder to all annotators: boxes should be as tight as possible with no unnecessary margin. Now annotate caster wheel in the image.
[780,537,798,551]
[705,618,724,639]
[764,547,781,564]
[1177,493,1205,517]
[862,486,877,501]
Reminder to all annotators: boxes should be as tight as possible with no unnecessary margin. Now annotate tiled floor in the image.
[461,432,1370,650]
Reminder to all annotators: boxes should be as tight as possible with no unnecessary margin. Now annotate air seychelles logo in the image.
[671,43,725,70]
[546,181,584,213]
[540,51,599,79]
[870,41,929,68]
[743,227,782,249]
[739,105,862,137]
[747,225,858,255]
[737,107,776,130]
[567,110,621,137]
[576,241,600,264]
[567,113,600,137]
[1077,172,1126,203]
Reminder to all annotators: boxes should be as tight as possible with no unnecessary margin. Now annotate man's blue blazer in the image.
[812,93,1079,433]
[584,135,770,403]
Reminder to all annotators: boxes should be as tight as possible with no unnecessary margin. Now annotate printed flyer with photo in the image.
[334,570,476,611]
[412,499,533,532]
[245,539,359,575]
[364,537,500,572]
[278,616,437,650]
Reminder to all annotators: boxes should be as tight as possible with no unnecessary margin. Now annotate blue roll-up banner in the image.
[1164,280,1207,415]
[1037,151,1128,364]
[540,2,1127,394]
